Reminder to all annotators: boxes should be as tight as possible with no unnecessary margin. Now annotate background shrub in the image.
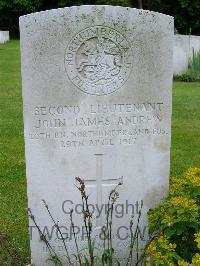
[145,167,200,265]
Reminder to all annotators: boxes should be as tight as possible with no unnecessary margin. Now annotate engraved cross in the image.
[84,154,123,228]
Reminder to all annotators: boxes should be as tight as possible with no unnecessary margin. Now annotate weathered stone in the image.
[20,5,173,265]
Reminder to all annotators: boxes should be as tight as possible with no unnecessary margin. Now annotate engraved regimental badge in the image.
[65,26,132,96]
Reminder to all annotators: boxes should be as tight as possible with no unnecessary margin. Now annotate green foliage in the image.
[173,74,195,82]
[146,167,200,264]
[0,0,42,36]
[143,0,200,35]
[0,233,22,266]
[95,0,132,6]
[0,0,200,36]
[47,255,63,266]
[0,40,30,265]
[58,0,132,6]
[0,0,132,36]
[173,49,200,83]
[188,49,200,80]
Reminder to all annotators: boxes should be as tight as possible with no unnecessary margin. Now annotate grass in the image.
[0,40,30,264]
[171,82,200,176]
[0,40,199,264]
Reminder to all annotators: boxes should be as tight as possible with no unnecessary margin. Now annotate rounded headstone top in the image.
[19,5,173,96]
[19,5,173,21]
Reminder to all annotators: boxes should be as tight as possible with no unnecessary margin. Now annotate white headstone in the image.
[20,6,173,265]
[0,31,9,43]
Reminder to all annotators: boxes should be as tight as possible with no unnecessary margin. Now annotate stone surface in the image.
[173,34,200,75]
[20,5,173,265]
[0,31,9,43]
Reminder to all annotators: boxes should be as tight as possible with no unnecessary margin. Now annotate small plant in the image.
[100,182,121,265]
[74,176,95,265]
[28,208,63,265]
[28,177,146,265]
[174,49,200,82]
[188,49,200,80]
[173,74,195,82]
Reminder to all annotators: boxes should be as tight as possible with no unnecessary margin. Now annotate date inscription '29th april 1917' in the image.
[27,102,168,148]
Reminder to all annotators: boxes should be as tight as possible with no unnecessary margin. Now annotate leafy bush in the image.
[173,74,195,82]
[145,167,200,265]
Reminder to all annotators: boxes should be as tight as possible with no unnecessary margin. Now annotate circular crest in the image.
[65,26,132,95]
